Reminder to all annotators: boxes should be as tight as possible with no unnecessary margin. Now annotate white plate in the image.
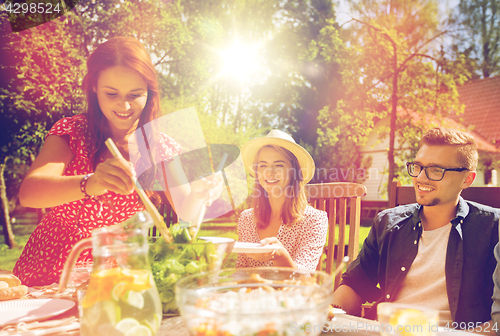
[0,299,75,326]
[333,308,346,314]
[231,241,282,253]
[198,236,235,244]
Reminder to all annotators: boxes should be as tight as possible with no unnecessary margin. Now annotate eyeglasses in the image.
[406,162,469,181]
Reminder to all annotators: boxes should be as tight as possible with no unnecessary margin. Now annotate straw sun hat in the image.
[241,130,315,183]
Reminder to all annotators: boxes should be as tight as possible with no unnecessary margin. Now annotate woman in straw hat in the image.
[237,130,328,270]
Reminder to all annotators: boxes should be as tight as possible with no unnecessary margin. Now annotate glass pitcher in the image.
[60,211,162,336]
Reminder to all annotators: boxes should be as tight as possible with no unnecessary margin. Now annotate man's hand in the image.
[331,285,363,316]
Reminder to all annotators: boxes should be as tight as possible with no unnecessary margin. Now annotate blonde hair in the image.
[251,145,308,229]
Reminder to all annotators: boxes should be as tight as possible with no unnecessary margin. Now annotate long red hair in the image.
[82,36,161,203]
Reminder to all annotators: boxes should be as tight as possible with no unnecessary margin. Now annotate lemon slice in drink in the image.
[112,282,127,301]
[142,313,162,333]
[122,269,152,291]
[122,290,144,309]
[115,318,140,334]
[124,325,152,336]
[390,309,431,336]
[84,267,124,307]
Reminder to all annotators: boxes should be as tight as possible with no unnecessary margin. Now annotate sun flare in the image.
[219,42,261,82]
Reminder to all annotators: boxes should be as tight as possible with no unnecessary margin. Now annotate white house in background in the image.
[360,111,498,201]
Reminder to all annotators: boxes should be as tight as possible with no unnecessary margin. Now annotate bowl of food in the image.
[149,225,235,315]
[175,267,333,336]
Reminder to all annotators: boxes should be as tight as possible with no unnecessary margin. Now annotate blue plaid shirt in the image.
[342,197,500,324]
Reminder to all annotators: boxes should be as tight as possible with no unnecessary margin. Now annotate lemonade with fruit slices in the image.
[377,303,439,336]
[80,267,162,336]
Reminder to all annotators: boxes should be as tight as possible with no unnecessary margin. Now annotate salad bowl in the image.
[175,267,333,336]
[149,231,235,315]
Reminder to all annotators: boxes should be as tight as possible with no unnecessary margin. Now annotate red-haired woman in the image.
[13,37,221,286]
[236,130,328,270]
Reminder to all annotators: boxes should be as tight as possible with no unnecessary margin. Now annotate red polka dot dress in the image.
[13,115,181,286]
[236,205,328,271]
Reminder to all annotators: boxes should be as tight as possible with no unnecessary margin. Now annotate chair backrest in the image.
[305,182,367,289]
[151,196,178,237]
[389,180,500,208]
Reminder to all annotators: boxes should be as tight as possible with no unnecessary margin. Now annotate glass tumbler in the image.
[377,303,439,336]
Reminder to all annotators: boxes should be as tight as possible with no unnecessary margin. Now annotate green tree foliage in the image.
[316,0,468,187]
[159,0,343,155]
[1,0,344,245]
[257,0,340,147]
[0,10,86,247]
[452,0,500,78]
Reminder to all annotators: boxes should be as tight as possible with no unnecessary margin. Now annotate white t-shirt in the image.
[394,222,453,324]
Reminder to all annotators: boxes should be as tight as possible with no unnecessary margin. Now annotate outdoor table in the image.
[0,288,482,336]
[7,310,483,336]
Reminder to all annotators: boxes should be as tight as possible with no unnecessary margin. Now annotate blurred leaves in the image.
[0,0,490,204]
[452,0,500,78]
[315,0,466,184]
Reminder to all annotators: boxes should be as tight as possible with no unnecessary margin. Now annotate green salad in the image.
[149,224,219,314]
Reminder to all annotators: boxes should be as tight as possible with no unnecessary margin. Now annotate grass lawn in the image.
[0,210,38,271]
[0,210,371,271]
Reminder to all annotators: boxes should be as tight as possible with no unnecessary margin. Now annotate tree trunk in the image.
[0,157,15,248]
[234,93,243,132]
[387,51,398,198]
[222,92,228,125]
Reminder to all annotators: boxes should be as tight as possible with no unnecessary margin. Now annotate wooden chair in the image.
[306,182,367,289]
[389,180,500,208]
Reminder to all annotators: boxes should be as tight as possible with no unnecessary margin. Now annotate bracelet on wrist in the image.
[331,304,342,309]
[80,173,94,199]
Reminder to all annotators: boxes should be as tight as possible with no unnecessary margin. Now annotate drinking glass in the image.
[377,303,439,336]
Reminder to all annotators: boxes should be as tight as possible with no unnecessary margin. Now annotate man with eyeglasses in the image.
[331,127,500,332]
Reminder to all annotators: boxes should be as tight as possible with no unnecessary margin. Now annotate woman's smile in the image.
[95,65,148,137]
[265,179,279,184]
[257,147,292,196]
[113,110,135,118]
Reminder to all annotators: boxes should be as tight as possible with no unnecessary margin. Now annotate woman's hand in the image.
[86,157,136,196]
[248,237,286,263]
[190,172,224,206]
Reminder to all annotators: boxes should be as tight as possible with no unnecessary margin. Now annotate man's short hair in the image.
[420,127,478,171]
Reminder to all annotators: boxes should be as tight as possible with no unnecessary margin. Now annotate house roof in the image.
[402,109,498,153]
[361,110,498,154]
[455,76,500,145]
